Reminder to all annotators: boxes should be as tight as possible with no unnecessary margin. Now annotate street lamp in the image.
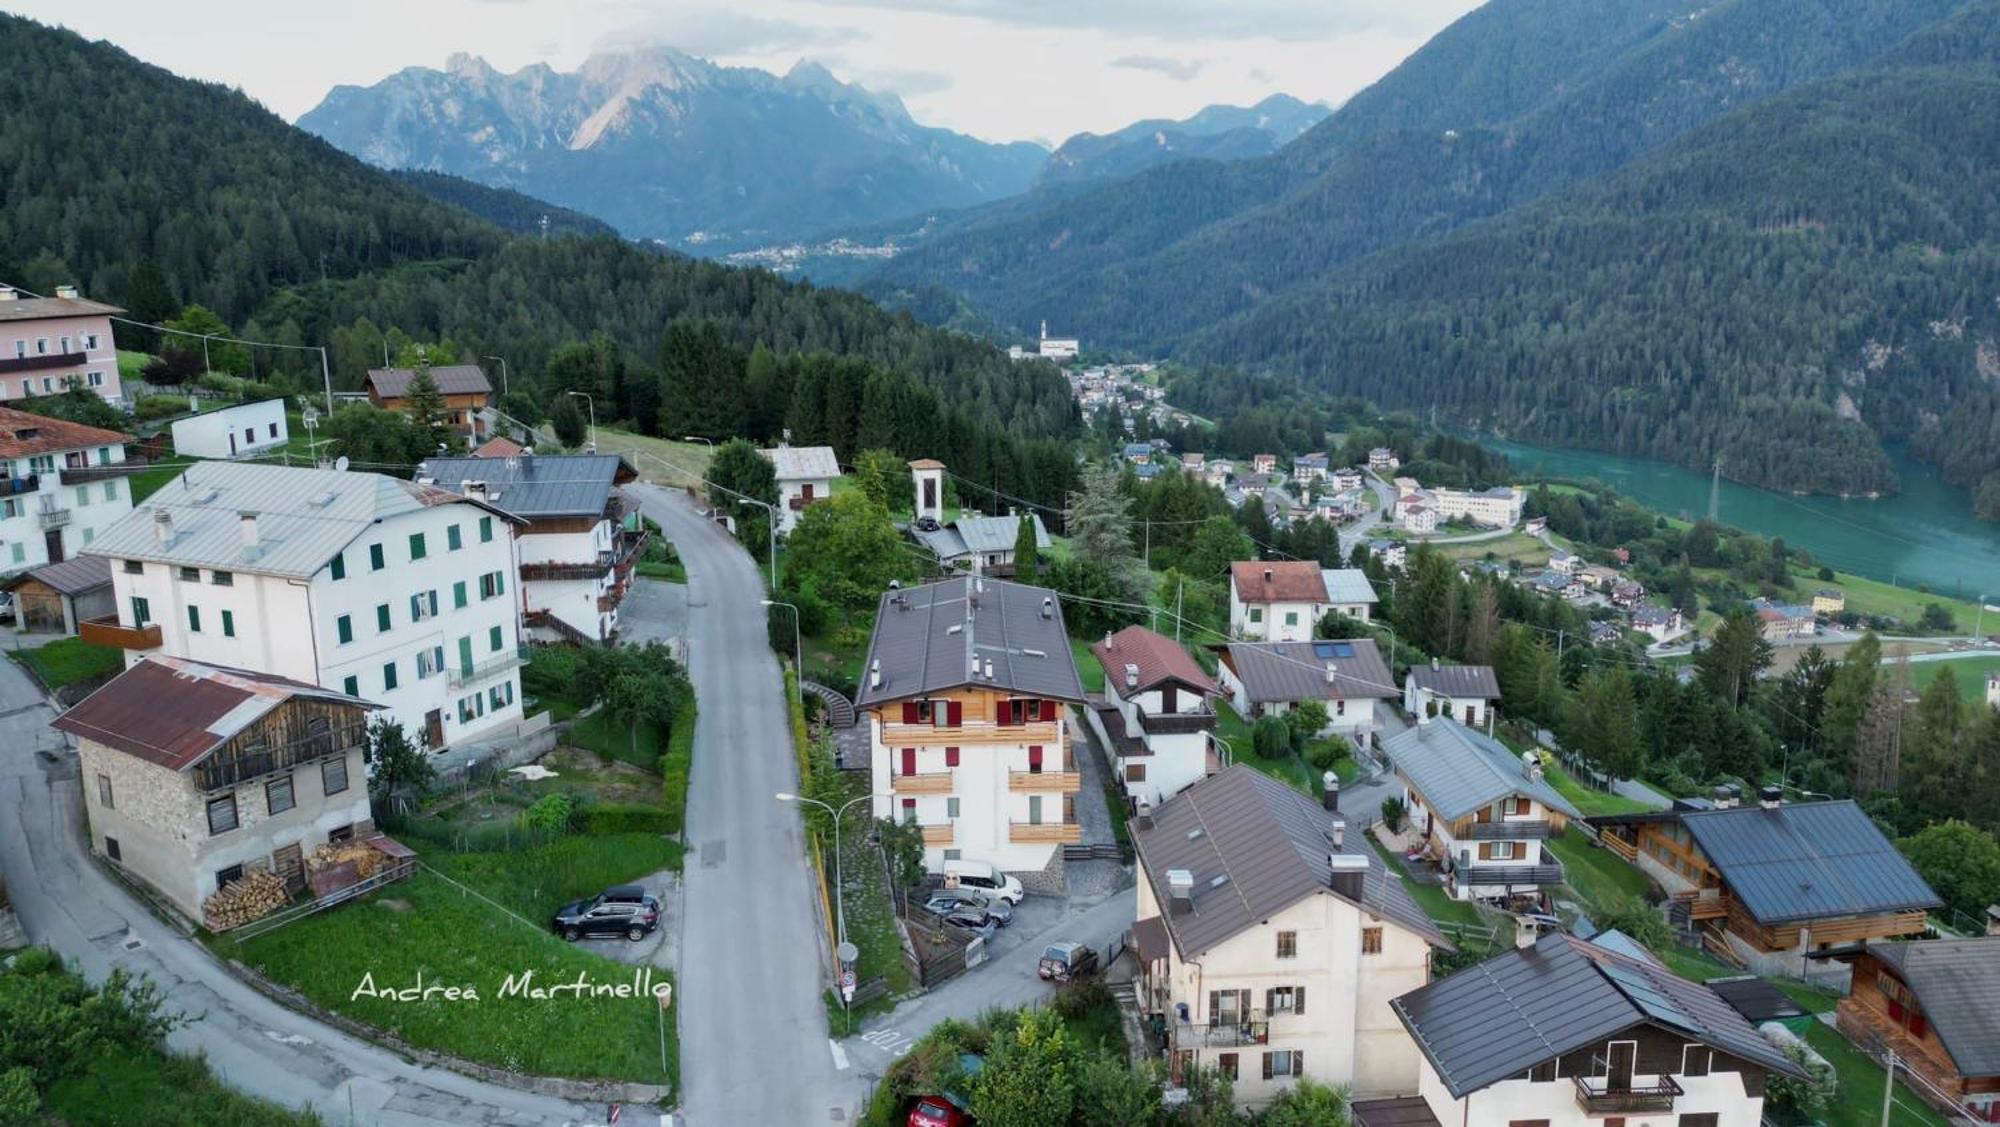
[762,598,804,706]
[683,435,714,447]
[483,355,509,397]
[725,493,779,592]
[566,390,596,453]
[775,789,887,1025]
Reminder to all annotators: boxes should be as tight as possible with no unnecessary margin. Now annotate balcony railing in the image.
[1572,1075,1681,1116]
[1451,862,1564,888]
[1009,822,1082,844]
[879,719,1062,747]
[193,720,368,793]
[3,473,40,495]
[1175,1012,1271,1049]
[447,647,527,688]
[80,615,161,650]
[921,823,955,846]
[1460,820,1555,841]
[1133,702,1217,734]
[892,772,955,795]
[520,556,613,581]
[59,459,145,486]
[37,507,70,529]
[0,350,86,375]
[1008,771,1081,793]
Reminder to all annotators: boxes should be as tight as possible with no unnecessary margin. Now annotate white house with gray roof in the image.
[1318,568,1378,623]
[1129,765,1450,1109]
[84,461,527,753]
[1381,720,1580,904]
[912,512,1050,577]
[761,444,841,534]
[1403,660,1500,728]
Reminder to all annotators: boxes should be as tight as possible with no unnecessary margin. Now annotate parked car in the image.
[0,591,14,623]
[942,906,998,943]
[943,858,1024,905]
[913,516,941,533]
[552,884,660,942]
[924,891,1012,927]
[1038,941,1098,982]
[906,1054,981,1127]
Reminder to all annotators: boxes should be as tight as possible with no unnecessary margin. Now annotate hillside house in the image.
[0,554,112,634]
[1366,448,1399,472]
[1330,467,1364,492]
[0,404,133,570]
[1367,540,1407,571]
[1427,486,1526,529]
[1214,638,1399,745]
[363,364,492,440]
[1290,453,1328,483]
[1811,588,1846,616]
[913,512,1051,577]
[0,286,124,405]
[170,399,288,460]
[762,444,841,534]
[1252,454,1277,475]
[1318,568,1378,623]
[1403,661,1499,728]
[1090,626,1219,808]
[1380,721,1578,904]
[1836,938,2000,1122]
[1229,561,1329,642]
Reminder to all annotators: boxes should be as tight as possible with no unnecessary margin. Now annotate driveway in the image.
[0,657,603,1126]
[625,482,865,1125]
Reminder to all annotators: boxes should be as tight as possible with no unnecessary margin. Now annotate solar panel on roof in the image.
[1601,964,1691,1027]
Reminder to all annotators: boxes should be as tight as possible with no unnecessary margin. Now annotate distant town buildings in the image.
[1366,447,1400,472]
[1036,320,1079,361]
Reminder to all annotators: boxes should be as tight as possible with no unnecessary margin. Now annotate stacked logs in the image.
[307,841,385,880]
[203,870,288,931]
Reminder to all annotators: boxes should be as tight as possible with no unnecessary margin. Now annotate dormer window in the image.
[901,699,961,726]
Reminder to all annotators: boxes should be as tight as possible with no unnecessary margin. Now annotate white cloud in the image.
[599,7,864,57]
[794,0,1470,40]
[1112,55,1205,82]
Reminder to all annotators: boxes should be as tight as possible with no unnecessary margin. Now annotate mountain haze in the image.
[1037,94,1329,187]
[298,50,1048,252]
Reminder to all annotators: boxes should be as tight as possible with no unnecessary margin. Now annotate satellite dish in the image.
[333,456,350,473]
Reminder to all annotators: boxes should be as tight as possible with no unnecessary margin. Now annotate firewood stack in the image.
[203,870,288,931]
[307,841,386,880]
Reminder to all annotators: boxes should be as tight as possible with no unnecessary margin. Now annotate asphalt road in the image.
[626,483,864,1125]
[0,654,602,1126]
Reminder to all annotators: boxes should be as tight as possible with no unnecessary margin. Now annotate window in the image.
[1028,795,1043,824]
[323,757,349,796]
[123,559,143,575]
[96,773,114,809]
[1125,763,1147,781]
[1027,745,1044,772]
[1527,1061,1558,1084]
[336,615,353,644]
[207,569,232,587]
[947,797,960,819]
[1503,796,1527,816]
[1677,1117,1719,1127]
[376,604,392,632]
[447,524,463,551]
[410,590,438,622]
[214,863,245,888]
[1275,931,1297,959]
[221,610,235,638]
[1488,841,1519,861]
[1217,1053,1239,1080]
[100,480,116,503]
[33,338,46,355]
[74,486,89,508]
[266,775,295,816]
[489,680,514,711]
[1507,1121,1552,1127]
[900,798,917,823]
[369,543,385,571]
[444,578,465,609]
[417,646,445,680]
[341,675,359,697]
[186,605,202,633]
[457,636,474,676]
[1362,927,1383,955]
[1266,986,1305,1016]
[1284,610,1299,627]
[478,570,506,599]
[330,552,346,581]
[268,422,279,439]
[87,371,104,387]
[1261,1050,1301,1080]
[8,544,20,564]
[1681,1046,1711,1078]
[479,515,493,543]
[408,532,427,561]
[328,823,355,844]
[104,836,120,862]
[180,566,201,582]
[382,661,399,691]
[1249,607,1263,623]
[207,794,239,835]
[489,624,503,652]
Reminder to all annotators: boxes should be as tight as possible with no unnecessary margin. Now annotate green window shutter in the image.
[221,610,235,638]
[495,571,505,595]
[330,552,346,580]
[448,524,462,551]
[489,624,503,652]
[479,516,493,543]
[187,605,200,633]
[382,662,398,691]
[458,636,474,676]
[409,532,426,561]
[376,604,391,632]
[342,675,359,697]
[369,544,385,571]
[337,615,353,644]
[453,581,467,608]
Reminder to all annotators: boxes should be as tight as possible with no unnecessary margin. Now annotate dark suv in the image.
[552,884,661,942]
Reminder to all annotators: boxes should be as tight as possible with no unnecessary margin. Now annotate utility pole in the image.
[1174,577,1185,644]
[317,347,335,418]
[1881,1049,1896,1127]
[1708,455,1722,522]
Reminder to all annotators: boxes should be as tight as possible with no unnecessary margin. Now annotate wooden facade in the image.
[1838,952,2000,1121]
[193,697,369,793]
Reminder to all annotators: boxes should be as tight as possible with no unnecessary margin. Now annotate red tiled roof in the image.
[1229,560,1328,604]
[0,405,130,459]
[473,435,525,458]
[1092,625,1217,696]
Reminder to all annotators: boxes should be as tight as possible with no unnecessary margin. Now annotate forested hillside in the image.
[388,171,618,239]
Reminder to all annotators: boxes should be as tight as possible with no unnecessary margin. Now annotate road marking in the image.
[859,1028,913,1057]
[828,1039,849,1070]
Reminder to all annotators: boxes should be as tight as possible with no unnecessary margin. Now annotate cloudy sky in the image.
[5,0,1480,144]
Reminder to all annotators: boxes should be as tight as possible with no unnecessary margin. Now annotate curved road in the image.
[629,483,861,1124]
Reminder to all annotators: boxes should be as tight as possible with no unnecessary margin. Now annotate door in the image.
[424,709,444,750]
[800,482,815,502]
[43,529,63,563]
[1606,1041,1636,1091]
[229,431,237,455]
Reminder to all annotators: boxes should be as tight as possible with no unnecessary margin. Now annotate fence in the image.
[1062,843,1132,863]
[230,855,418,943]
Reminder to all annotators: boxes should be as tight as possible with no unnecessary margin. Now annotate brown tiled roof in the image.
[0,405,130,459]
[1229,560,1328,604]
[52,656,373,772]
[473,435,525,458]
[1092,625,1217,696]
[0,295,123,323]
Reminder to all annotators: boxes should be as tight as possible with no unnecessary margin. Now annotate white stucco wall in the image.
[1414,1051,1768,1127]
[169,400,289,460]
[868,705,1071,875]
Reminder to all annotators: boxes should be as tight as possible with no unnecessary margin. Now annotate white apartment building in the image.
[0,286,125,406]
[1380,720,1580,903]
[763,444,841,534]
[169,399,289,460]
[419,452,640,644]
[1130,766,1449,1109]
[84,461,526,753]
[1429,485,1526,528]
[1403,660,1501,728]
[1229,561,1329,642]
[854,576,1087,890]
[0,405,134,572]
[1089,626,1219,809]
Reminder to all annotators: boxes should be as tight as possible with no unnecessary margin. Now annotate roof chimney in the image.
[1124,663,1140,690]
[1041,596,1053,620]
[238,511,259,548]
[1167,869,1195,911]
[1136,801,1154,831]
[1431,656,1441,671]
[152,510,173,547]
[1759,784,1783,810]
[868,659,882,692]
[54,284,79,300]
[1263,567,1274,583]
[1104,630,1114,649]
[1329,816,1346,849]
[1328,853,1369,900]
[1712,784,1737,809]
[0,287,16,301]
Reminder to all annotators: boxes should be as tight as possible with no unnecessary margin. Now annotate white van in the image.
[942,859,1025,904]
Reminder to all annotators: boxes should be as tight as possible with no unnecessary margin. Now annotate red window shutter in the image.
[901,748,916,776]
[1040,699,1057,722]
[901,798,916,810]
[996,699,1009,725]
[947,700,963,726]
[946,747,960,767]
[902,702,919,724]
[1911,1013,1928,1039]
[1028,746,1044,769]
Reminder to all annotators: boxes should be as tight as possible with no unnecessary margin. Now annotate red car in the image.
[906,1095,971,1127]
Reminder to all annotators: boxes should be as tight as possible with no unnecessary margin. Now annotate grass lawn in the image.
[1803,565,1986,633]
[566,708,666,772]
[1804,1022,1953,1127]
[824,774,918,1032]
[594,428,716,486]
[1059,987,1129,1058]
[424,832,682,919]
[1545,828,1653,915]
[116,349,153,382]
[1071,635,1105,694]
[1910,654,2000,704]
[1367,836,1487,933]
[12,636,124,688]
[43,1041,318,1127]
[1650,944,1738,985]
[636,559,687,584]
[1215,701,1323,797]
[1428,531,1550,565]
[1541,759,1656,817]
[230,864,678,1089]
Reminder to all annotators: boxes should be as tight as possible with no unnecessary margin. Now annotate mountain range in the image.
[297,50,1049,252]
[1037,94,1329,187]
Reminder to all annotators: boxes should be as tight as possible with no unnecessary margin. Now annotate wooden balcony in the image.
[1601,832,1639,863]
[59,459,146,486]
[879,720,1061,747]
[892,772,955,795]
[1009,822,1082,844]
[80,615,160,651]
[0,350,85,375]
[1460,819,1555,841]
[1132,702,1216,734]
[921,824,955,846]
[1672,889,1729,921]
[1573,1075,1680,1116]
[1009,771,1081,794]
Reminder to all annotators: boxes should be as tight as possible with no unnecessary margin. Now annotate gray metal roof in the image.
[1679,800,1941,925]
[0,295,122,322]
[1406,662,1500,699]
[364,364,491,398]
[1380,721,1582,823]
[1219,638,1398,703]
[1319,568,1378,605]
[763,445,841,481]
[1392,934,1806,1099]
[2,552,110,596]
[419,453,633,518]
[85,461,510,580]
[852,577,1084,708]
[912,514,1048,561]
[1871,938,2000,1077]
[1131,764,1448,959]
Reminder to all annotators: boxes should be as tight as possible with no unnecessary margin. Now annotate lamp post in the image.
[775,789,886,1028]
[566,390,596,452]
[762,599,804,706]
[483,355,509,397]
[683,435,714,447]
